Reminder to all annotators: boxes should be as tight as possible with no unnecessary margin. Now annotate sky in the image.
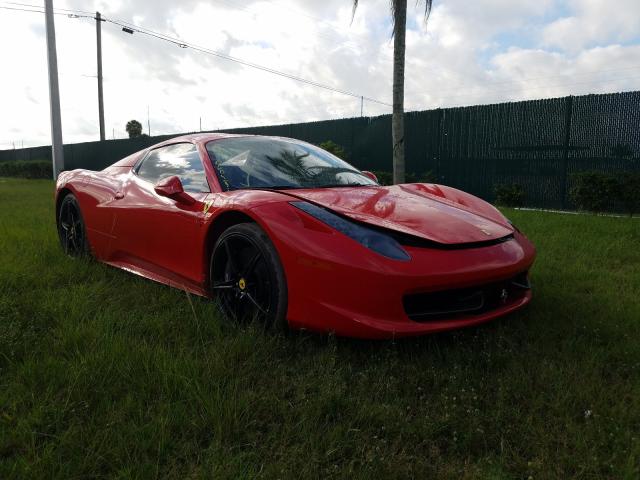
[1,0,639,148]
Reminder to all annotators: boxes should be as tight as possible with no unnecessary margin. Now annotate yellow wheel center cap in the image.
[238,278,246,290]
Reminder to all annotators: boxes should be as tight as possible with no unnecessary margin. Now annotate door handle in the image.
[114,191,124,199]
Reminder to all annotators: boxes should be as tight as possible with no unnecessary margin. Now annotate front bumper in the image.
[252,204,537,339]
[306,289,532,339]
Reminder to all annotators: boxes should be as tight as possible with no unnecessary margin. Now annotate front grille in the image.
[403,272,530,321]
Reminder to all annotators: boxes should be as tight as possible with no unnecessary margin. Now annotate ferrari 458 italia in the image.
[55,133,536,339]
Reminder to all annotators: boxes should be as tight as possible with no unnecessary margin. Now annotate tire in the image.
[210,222,288,330]
[57,193,90,257]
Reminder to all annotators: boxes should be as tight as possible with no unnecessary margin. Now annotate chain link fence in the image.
[2,91,638,209]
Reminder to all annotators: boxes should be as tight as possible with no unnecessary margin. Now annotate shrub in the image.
[318,140,346,160]
[493,184,526,207]
[372,171,393,185]
[610,143,634,159]
[372,171,436,186]
[406,171,437,184]
[0,160,52,179]
[618,173,640,216]
[569,172,618,213]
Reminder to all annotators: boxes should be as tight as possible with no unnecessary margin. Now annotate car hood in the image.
[282,185,513,245]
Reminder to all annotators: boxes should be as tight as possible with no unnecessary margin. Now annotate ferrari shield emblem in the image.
[500,288,509,303]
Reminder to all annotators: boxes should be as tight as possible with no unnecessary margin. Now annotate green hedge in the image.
[619,174,640,216]
[570,172,640,216]
[371,171,436,186]
[493,184,526,207]
[0,160,52,179]
[318,140,347,160]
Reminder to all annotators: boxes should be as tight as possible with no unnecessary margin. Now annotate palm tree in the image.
[352,0,433,184]
[125,119,143,139]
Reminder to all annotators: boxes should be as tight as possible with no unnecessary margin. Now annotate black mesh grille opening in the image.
[403,272,530,322]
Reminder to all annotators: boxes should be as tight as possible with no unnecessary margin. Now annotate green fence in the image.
[2,91,639,209]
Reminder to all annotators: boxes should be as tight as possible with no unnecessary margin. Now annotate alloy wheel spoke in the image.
[212,279,237,290]
[69,232,79,251]
[242,250,261,278]
[76,226,83,247]
[223,239,239,276]
[213,233,273,323]
[59,201,85,255]
[242,291,267,315]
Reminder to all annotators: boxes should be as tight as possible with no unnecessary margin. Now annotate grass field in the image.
[1,178,639,479]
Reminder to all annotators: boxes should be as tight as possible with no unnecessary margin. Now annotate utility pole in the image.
[96,11,105,140]
[199,116,202,132]
[44,0,64,179]
[147,105,151,136]
[360,96,364,117]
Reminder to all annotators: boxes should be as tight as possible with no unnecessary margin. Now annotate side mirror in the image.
[154,176,195,205]
[361,170,378,183]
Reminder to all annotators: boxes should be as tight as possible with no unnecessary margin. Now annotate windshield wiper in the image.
[233,183,374,191]
[313,183,373,188]
[234,185,300,191]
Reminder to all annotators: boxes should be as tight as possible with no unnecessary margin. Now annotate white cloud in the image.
[542,0,640,52]
[0,0,638,148]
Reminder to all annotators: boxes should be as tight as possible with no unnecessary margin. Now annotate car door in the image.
[110,142,211,286]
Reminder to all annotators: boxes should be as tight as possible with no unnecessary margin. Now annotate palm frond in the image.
[353,1,433,35]
[419,0,433,33]
[422,0,433,20]
[390,0,397,33]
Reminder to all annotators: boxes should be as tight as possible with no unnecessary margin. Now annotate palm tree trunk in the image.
[392,0,407,184]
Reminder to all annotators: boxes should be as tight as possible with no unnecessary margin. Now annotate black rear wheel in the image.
[57,194,89,257]
[210,223,288,329]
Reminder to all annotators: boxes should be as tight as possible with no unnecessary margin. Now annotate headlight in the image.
[290,201,410,261]
[506,219,521,233]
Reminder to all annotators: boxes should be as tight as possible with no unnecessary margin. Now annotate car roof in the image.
[167,132,249,144]
[160,132,306,145]
[108,132,297,169]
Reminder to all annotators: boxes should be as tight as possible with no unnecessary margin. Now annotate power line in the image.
[0,3,92,18]
[0,1,390,107]
[0,4,52,13]
[100,16,392,107]
[5,1,638,112]
[2,1,93,14]
[6,0,353,37]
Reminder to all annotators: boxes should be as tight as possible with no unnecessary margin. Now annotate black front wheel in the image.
[57,194,89,257]
[210,223,288,329]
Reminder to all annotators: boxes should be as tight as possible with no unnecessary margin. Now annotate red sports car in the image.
[55,133,536,339]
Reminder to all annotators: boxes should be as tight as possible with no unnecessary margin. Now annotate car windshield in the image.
[206,137,377,190]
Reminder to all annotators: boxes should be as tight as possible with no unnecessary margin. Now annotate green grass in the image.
[1,178,639,479]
